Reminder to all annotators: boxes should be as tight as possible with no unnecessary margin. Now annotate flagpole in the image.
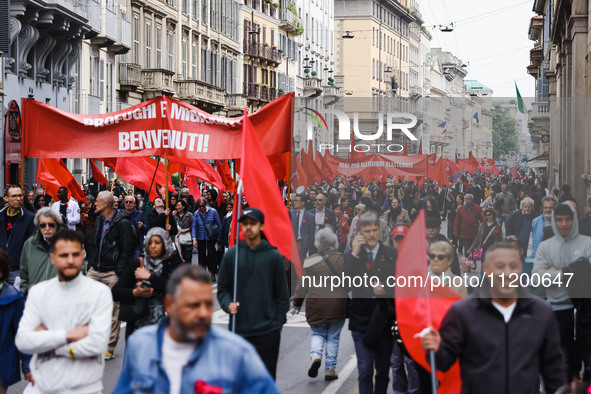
[231,180,243,333]
[429,350,438,393]
[146,155,161,202]
[164,154,169,234]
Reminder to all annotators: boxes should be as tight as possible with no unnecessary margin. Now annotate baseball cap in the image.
[392,224,409,239]
[239,207,265,224]
[426,216,441,228]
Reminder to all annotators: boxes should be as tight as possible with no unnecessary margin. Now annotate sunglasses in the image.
[199,205,206,208]
[39,222,57,229]
[428,253,449,260]
[125,201,135,204]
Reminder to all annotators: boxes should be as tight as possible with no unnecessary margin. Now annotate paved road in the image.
[8,221,458,394]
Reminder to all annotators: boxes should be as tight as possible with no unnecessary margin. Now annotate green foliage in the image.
[492,105,519,159]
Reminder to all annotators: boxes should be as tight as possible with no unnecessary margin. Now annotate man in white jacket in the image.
[16,230,112,394]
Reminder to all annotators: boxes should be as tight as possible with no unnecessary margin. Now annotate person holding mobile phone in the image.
[112,227,181,339]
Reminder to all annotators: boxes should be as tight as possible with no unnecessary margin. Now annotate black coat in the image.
[343,243,397,333]
[434,287,565,394]
[87,210,135,276]
[112,256,181,321]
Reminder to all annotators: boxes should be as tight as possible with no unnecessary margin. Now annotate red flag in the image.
[418,139,423,155]
[307,139,314,159]
[395,211,462,394]
[216,160,236,193]
[240,109,302,276]
[300,149,324,186]
[510,166,519,179]
[315,151,336,181]
[168,156,224,192]
[184,173,201,200]
[114,157,175,202]
[403,140,408,156]
[465,152,480,174]
[89,159,108,186]
[428,157,448,187]
[350,133,364,159]
[36,158,86,201]
[266,152,290,182]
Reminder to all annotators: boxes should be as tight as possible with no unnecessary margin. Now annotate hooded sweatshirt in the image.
[533,205,591,310]
[217,240,289,337]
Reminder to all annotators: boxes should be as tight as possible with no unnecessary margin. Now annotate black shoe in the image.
[308,355,322,378]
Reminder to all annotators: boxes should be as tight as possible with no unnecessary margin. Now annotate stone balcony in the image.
[279,8,301,34]
[177,79,226,112]
[141,69,175,99]
[119,63,142,89]
[301,76,322,97]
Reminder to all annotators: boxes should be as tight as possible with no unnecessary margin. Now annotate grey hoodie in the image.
[533,205,591,310]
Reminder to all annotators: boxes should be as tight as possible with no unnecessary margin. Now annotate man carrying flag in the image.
[217,208,290,380]
[421,241,565,394]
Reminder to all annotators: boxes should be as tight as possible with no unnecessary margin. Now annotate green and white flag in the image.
[515,82,525,113]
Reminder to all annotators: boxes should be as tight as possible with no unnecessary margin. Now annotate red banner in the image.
[23,94,293,159]
[328,154,427,179]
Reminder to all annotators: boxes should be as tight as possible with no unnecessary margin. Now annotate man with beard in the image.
[115,265,279,393]
[16,230,113,394]
[531,196,557,258]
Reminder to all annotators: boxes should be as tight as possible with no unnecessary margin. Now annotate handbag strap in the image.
[464,204,480,222]
[321,255,349,294]
[481,225,497,247]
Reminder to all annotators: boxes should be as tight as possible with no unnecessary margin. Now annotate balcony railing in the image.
[409,85,421,98]
[141,69,175,93]
[245,83,260,100]
[530,102,550,118]
[109,17,131,54]
[279,9,301,34]
[260,85,269,101]
[323,85,339,97]
[119,63,141,86]
[269,87,277,101]
[227,94,248,109]
[177,80,226,107]
[243,41,281,64]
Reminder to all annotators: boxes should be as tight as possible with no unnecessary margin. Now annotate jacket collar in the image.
[155,318,214,365]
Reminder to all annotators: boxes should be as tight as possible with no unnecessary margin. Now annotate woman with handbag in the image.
[469,208,503,262]
[192,197,222,281]
[112,227,181,339]
[173,199,193,264]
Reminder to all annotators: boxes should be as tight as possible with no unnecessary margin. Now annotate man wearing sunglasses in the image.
[19,207,65,298]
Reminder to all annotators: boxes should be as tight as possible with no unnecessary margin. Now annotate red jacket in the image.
[453,203,483,238]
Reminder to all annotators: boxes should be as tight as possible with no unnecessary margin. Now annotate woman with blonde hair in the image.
[428,241,467,296]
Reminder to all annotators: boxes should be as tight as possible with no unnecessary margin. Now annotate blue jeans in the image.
[351,330,393,394]
[391,341,420,394]
[310,320,346,369]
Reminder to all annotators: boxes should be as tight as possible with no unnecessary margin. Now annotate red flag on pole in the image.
[403,140,408,156]
[350,133,364,159]
[36,158,86,201]
[216,160,236,193]
[300,149,324,185]
[428,157,448,187]
[418,139,423,155]
[395,211,462,394]
[240,109,302,276]
[89,159,108,186]
[114,157,175,202]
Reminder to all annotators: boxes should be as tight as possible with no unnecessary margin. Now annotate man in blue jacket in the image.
[0,185,35,285]
[115,265,279,394]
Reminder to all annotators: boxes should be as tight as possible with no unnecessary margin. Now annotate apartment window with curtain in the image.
[168,31,174,71]
[145,22,151,68]
[156,26,162,68]
[133,16,140,63]
[182,37,187,78]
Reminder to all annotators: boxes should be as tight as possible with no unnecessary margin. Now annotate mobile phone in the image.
[141,280,152,287]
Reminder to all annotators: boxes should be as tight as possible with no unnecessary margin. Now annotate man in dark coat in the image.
[291,194,315,259]
[421,242,565,394]
[344,212,397,394]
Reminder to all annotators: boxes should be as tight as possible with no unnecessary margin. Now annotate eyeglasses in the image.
[39,222,57,229]
[428,253,450,260]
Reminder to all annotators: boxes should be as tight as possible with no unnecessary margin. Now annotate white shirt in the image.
[295,209,305,239]
[315,207,326,230]
[491,300,517,323]
[52,199,81,230]
[162,330,196,394]
[15,274,112,394]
